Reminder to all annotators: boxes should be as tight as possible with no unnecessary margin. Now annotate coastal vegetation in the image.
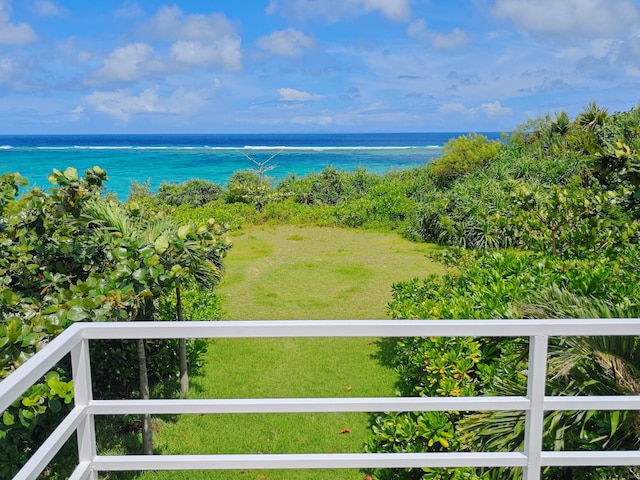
[2,101,640,479]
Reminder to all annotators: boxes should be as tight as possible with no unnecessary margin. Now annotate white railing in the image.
[2,319,640,480]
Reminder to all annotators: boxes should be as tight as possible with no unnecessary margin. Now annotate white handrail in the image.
[1,319,639,480]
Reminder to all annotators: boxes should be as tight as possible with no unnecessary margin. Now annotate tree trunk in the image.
[177,286,188,397]
[137,338,153,455]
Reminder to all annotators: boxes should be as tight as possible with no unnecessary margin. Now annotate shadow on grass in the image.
[95,413,181,480]
[371,337,401,370]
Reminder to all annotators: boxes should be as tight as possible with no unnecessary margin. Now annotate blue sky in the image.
[1,0,639,134]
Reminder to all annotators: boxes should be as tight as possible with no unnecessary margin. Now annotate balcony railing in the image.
[2,319,640,480]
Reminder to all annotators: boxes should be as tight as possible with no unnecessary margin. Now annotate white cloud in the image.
[257,28,315,58]
[0,55,40,91]
[145,5,237,41]
[85,86,212,122]
[440,101,512,118]
[432,28,472,50]
[278,87,323,101]
[69,105,85,122]
[115,1,144,19]
[611,35,640,76]
[408,19,427,38]
[55,38,93,64]
[493,0,640,38]
[408,19,471,49]
[353,0,410,21]
[92,43,163,83]
[141,6,243,72]
[170,38,242,71]
[30,1,66,17]
[481,101,512,117]
[86,88,165,121]
[268,0,411,22]
[265,0,278,15]
[0,57,17,84]
[0,1,36,44]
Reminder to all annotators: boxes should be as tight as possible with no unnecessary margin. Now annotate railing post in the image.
[523,334,548,480]
[71,337,98,480]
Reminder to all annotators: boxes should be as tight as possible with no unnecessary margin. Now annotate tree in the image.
[576,101,609,131]
[82,198,229,451]
[239,150,281,185]
[1,167,230,472]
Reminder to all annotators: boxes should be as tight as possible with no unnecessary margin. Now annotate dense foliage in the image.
[364,103,640,480]
[0,168,230,479]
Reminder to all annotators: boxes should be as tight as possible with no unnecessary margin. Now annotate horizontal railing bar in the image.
[4,319,640,479]
[78,319,640,340]
[89,396,530,415]
[67,462,93,480]
[92,452,529,470]
[542,451,640,466]
[544,395,640,411]
[12,406,86,480]
[0,323,84,413]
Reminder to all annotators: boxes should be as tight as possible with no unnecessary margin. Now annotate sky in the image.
[0,0,639,134]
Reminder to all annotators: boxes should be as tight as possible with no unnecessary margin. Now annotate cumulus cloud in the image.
[267,0,411,22]
[0,1,36,44]
[278,87,323,101]
[0,55,41,91]
[144,5,237,41]
[257,28,315,58]
[85,86,212,122]
[492,0,639,38]
[92,43,163,83]
[440,101,512,118]
[170,38,242,71]
[432,28,472,50]
[408,19,472,49]
[30,1,66,17]
[141,6,243,72]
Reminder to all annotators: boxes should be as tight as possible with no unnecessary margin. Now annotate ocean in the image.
[0,132,500,199]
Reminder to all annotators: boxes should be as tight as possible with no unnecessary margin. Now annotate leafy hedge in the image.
[364,101,640,480]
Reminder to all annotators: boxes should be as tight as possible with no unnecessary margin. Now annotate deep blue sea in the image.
[0,133,500,199]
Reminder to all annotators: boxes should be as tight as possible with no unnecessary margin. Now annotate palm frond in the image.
[83,198,134,237]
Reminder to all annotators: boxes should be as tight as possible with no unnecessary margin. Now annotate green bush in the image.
[157,179,223,207]
[0,168,230,478]
[427,134,501,186]
[367,246,640,480]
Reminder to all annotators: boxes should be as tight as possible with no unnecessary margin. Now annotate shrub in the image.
[427,134,501,186]
[157,179,223,207]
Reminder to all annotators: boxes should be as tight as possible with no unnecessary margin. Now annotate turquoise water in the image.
[0,133,499,199]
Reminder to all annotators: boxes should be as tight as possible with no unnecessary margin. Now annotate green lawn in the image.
[130,226,444,480]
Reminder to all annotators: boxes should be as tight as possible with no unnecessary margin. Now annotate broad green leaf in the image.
[63,167,78,182]
[177,224,191,240]
[21,395,41,407]
[154,235,169,254]
[3,410,14,426]
[67,305,88,322]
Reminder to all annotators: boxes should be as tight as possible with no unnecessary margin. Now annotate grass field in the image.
[131,226,444,480]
